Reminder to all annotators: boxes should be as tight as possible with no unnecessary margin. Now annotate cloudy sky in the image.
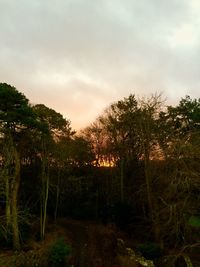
[0,0,200,130]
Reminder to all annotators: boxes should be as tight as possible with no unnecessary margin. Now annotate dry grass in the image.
[0,218,148,267]
[0,220,72,267]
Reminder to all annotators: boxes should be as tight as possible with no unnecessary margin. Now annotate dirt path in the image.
[58,219,89,267]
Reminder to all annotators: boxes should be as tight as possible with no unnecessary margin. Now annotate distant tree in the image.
[51,135,94,221]
[136,94,163,243]
[100,94,140,202]
[32,104,73,239]
[81,119,109,167]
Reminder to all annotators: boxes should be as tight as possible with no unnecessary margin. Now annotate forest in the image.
[0,82,200,267]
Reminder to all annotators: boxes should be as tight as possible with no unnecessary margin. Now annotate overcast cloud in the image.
[0,0,200,129]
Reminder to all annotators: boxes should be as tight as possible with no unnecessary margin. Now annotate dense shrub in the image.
[188,216,200,228]
[19,222,31,243]
[112,202,134,230]
[0,222,31,249]
[0,224,13,249]
[137,242,162,260]
[47,237,72,267]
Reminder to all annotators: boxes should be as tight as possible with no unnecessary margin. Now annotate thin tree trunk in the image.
[40,200,43,240]
[11,148,20,251]
[144,147,153,222]
[40,141,49,240]
[120,157,124,202]
[144,144,162,245]
[41,172,49,239]
[5,176,11,227]
[54,171,60,222]
[4,135,12,229]
[95,189,99,220]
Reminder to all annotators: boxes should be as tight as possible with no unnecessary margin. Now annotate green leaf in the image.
[188,216,200,228]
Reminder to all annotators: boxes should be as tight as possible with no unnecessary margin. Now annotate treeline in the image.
[81,93,200,249]
[0,83,200,254]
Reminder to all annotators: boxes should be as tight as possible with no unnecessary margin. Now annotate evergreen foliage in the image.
[47,237,72,267]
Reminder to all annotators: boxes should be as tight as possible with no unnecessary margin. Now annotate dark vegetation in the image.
[0,82,200,266]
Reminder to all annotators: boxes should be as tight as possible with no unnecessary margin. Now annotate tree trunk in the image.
[40,141,49,240]
[144,144,162,245]
[144,147,153,222]
[3,136,12,229]
[5,176,11,227]
[120,158,124,202]
[11,147,20,251]
[41,172,49,239]
[54,171,60,222]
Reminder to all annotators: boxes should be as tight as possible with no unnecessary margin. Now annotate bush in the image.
[188,216,200,228]
[0,224,13,249]
[19,222,31,243]
[112,202,134,230]
[137,242,162,260]
[47,237,72,267]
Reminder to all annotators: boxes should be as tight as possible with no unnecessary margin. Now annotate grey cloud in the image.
[0,0,200,129]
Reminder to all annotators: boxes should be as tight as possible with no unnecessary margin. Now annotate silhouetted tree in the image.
[32,104,73,239]
[0,83,36,250]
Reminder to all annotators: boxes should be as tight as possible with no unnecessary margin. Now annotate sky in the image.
[0,0,200,130]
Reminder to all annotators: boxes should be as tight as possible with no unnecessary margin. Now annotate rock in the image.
[175,255,193,267]
[117,238,127,254]
[126,247,155,267]
[116,239,155,267]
